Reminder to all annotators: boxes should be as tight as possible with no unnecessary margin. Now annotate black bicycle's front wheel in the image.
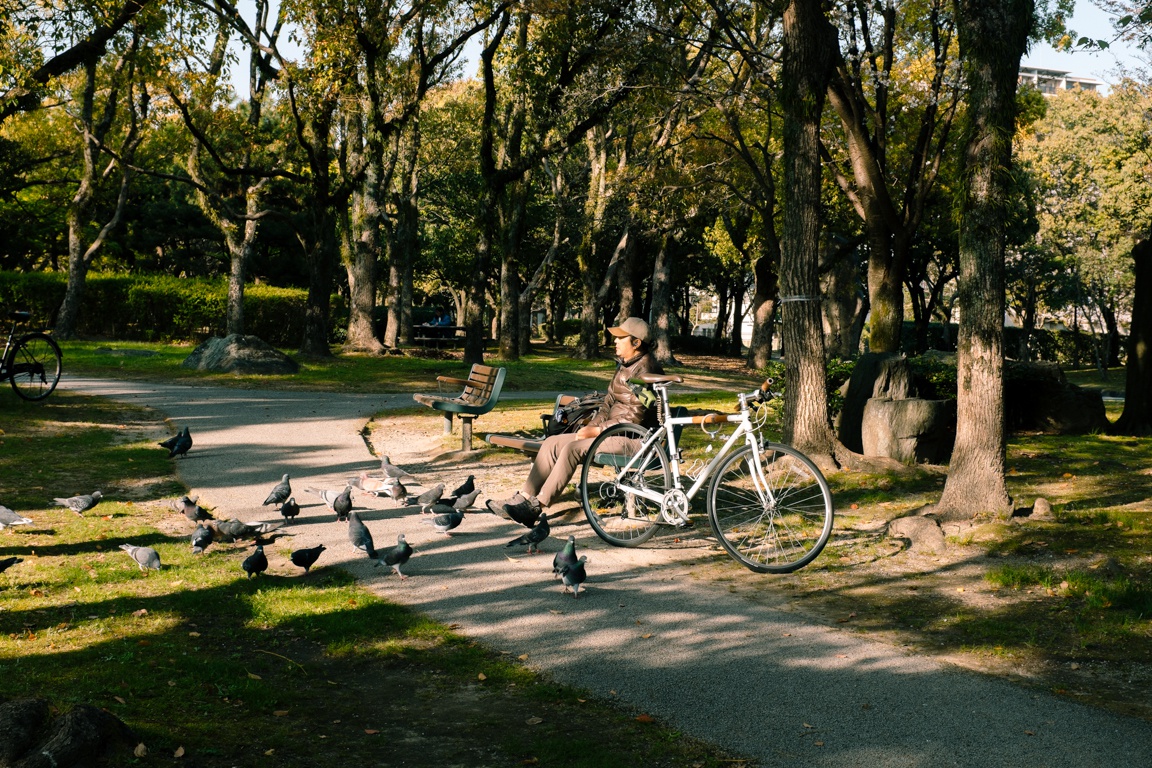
[579,423,670,547]
[7,332,62,401]
[707,442,833,573]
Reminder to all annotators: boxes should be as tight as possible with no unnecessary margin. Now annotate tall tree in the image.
[935,0,1034,520]
[778,0,838,464]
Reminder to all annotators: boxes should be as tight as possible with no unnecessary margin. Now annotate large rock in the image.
[862,397,956,464]
[838,353,917,452]
[181,335,298,375]
[1004,360,1107,434]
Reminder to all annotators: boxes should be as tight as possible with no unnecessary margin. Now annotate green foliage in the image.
[907,354,959,400]
[762,357,856,417]
[0,272,347,346]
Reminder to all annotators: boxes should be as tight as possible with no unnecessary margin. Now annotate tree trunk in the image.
[747,249,779,369]
[1114,238,1152,434]
[935,0,1032,520]
[779,0,837,464]
[730,279,745,356]
[650,232,678,365]
[865,224,904,353]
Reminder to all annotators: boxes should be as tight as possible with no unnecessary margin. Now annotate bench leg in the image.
[442,412,453,435]
[460,416,474,452]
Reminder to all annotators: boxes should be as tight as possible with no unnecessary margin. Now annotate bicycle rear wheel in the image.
[707,442,833,573]
[7,332,62,401]
[579,423,670,547]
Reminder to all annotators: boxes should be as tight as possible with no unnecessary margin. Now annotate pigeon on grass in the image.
[279,497,301,523]
[52,491,103,516]
[209,519,284,543]
[379,456,416,481]
[347,511,376,559]
[451,475,475,498]
[0,505,33,530]
[559,556,588,598]
[119,544,161,571]
[190,525,214,554]
[173,495,213,523]
[290,545,326,574]
[242,545,268,579]
[379,534,413,579]
[263,474,292,509]
[552,536,578,579]
[306,486,353,522]
[421,505,463,535]
[505,512,550,554]
[0,556,23,573]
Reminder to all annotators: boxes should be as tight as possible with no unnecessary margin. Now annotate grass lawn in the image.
[0,391,754,767]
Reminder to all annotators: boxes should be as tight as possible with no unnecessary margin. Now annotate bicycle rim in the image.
[579,423,669,547]
[8,333,62,401]
[707,443,833,573]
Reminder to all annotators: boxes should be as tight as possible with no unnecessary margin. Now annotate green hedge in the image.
[0,272,348,346]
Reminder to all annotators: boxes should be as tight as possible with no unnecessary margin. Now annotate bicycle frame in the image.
[608,383,770,514]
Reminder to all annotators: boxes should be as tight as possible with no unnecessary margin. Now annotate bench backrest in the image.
[461,364,506,413]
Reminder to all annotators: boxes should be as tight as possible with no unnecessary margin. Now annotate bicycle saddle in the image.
[9,311,31,322]
[633,374,683,384]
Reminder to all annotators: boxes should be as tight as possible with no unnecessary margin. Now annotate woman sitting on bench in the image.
[487,317,663,520]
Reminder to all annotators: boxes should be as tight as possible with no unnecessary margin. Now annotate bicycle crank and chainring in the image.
[660,489,690,525]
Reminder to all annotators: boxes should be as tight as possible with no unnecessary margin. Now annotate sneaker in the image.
[486,492,526,517]
[503,496,543,527]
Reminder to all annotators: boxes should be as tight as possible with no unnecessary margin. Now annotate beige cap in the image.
[608,317,650,342]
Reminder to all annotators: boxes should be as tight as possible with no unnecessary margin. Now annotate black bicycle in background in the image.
[1,310,62,401]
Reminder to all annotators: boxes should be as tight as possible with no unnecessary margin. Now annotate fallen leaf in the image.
[168,681,176,687]
[174,746,185,758]
[113,696,126,705]
[265,749,275,755]
[548,609,563,615]
[803,723,814,729]
[273,711,289,717]
[814,741,825,747]
[73,587,81,593]
[132,609,148,618]
[134,743,148,758]
[525,717,543,725]
[850,503,859,509]
[248,672,262,680]
[836,654,848,659]
[518,654,529,661]
[477,673,487,681]
[188,632,201,637]
[956,587,965,593]
[577,698,586,703]
[364,729,379,735]
[641,633,653,639]
[137,640,150,646]
[1025,730,1035,736]
[636,714,655,723]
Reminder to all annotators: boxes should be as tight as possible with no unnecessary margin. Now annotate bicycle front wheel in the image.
[707,443,833,573]
[579,423,671,547]
[7,332,62,401]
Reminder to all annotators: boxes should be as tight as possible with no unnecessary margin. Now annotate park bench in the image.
[413,363,507,451]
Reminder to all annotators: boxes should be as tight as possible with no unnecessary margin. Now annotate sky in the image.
[1022,1,1148,88]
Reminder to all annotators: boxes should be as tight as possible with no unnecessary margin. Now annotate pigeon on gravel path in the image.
[410,484,444,514]
[452,488,481,511]
[379,534,413,579]
[451,475,475,498]
[307,486,353,522]
[552,536,578,578]
[559,556,588,598]
[505,512,550,554]
[347,511,376,559]
[173,495,213,522]
[263,474,292,508]
[421,505,463,535]
[166,427,193,459]
[279,497,301,523]
[379,456,415,481]
[209,519,284,543]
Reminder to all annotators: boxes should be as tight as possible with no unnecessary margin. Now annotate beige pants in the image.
[523,431,638,507]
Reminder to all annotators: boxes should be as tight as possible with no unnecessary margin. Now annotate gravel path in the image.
[62,375,1152,768]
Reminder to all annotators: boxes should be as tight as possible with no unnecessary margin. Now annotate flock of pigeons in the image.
[0,428,589,598]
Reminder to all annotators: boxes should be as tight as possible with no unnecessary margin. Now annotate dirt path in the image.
[61,376,1152,768]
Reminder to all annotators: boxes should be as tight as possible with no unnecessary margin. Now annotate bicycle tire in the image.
[707,442,833,573]
[579,423,671,547]
[6,332,62,401]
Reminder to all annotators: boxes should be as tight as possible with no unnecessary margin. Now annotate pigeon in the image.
[167,427,192,459]
[451,475,475,498]
[452,488,481,511]
[352,472,392,496]
[52,491,102,516]
[379,456,415,481]
[379,533,413,579]
[190,525,214,554]
[552,535,578,579]
[157,428,183,451]
[173,495,213,523]
[347,511,376,559]
[0,556,23,573]
[505,512,550,554]
[279,497,301,523]
[209,519,284,543]
[119,543,161,571]
[306,486,353,521]
[388,480,407,504]
[263,474,291,508]
[0,505,33,530]
[242,545,268,578]
[559,555,588,598]
[409,484,444,514]
[421,504,463,535]
[290,544,326,574]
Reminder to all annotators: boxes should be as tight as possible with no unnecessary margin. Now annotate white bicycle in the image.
[578,375,834,573]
